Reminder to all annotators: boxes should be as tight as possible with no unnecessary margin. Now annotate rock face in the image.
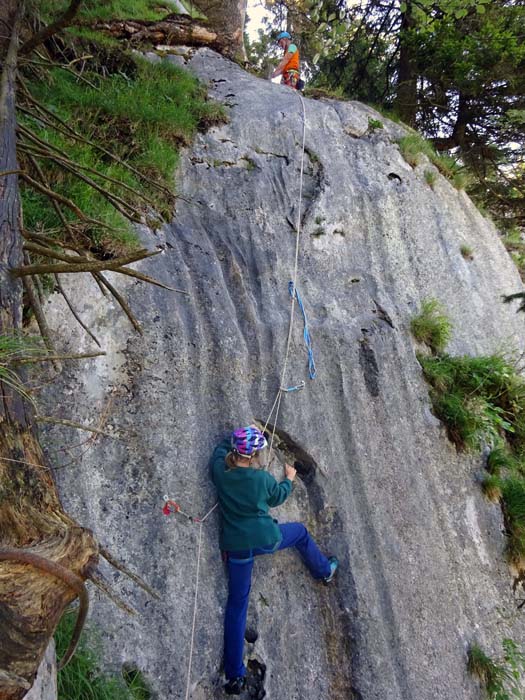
[41,50,525,700]
[25,642,56,700]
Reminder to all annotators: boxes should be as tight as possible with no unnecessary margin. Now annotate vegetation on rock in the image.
[55,613,151,700]
[413,309,525,564]
[468,639,525,700]
[409,298,452,354]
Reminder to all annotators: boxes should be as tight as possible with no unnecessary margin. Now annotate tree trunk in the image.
[191,0,247,59]
[0,4,98,698]
[394,1,417,126]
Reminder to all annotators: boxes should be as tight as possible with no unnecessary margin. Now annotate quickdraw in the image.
[162,495,201,522]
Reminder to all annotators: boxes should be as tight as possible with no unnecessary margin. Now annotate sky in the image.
[246,0,272,40]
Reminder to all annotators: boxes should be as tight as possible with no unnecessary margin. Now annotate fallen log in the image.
[86,13,239,57]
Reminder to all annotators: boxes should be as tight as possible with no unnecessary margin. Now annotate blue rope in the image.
[288,281,317,380]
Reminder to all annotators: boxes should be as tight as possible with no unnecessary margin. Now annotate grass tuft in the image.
[468,640,525,700]
[0,334,44,405]
[418,354,523,450]
[487,446,516,476]
[410,299,452,354]
[482,474,503,502]
[424,169,437,187]
[21,55,225,256]
[367,117,384,132]
[502,228,525,281]
[460,244,474,260]
[397,134,468,185]
[55,613,151,700]
[418,349,525,562]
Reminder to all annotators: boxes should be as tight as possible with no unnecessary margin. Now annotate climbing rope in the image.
[162,497,218,700]
[263,91,312,457]
[164,89,314,700]
[288,281,317,380]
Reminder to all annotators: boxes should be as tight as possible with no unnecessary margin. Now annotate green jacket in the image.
[210,438,292,551]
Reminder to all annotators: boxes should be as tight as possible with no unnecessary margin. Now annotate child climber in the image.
[210,425,338,695]
[271,31,301,89]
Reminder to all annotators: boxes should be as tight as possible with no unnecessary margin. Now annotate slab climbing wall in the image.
[40,49,525,700]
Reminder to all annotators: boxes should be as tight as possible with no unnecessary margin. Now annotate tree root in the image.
[0,547,89,671]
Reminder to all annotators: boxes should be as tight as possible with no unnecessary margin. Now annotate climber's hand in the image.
[285,463,296,481]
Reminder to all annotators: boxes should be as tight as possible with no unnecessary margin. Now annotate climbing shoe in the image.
[323,556,339,584]
[224,676,246,695]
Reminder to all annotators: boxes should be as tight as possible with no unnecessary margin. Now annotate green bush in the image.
[410,299,452,354]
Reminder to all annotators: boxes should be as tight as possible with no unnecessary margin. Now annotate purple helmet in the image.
[231,426,268,456]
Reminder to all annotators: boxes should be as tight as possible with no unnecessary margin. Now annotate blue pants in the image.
[223,522,331,680]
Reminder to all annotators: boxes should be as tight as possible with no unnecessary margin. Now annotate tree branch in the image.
[12,248,159,277]
[20,0,84,55]
[93,272,142,334]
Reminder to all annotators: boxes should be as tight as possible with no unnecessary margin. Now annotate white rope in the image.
[264,91,307,458]
[183,501,218,700]
[183,92,308,699]
[185,521,203,700]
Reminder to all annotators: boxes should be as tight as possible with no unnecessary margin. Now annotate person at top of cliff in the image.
[271,31,302,89]
[210,424,338,696]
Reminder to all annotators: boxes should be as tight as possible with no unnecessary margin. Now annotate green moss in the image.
[410,299,452,354]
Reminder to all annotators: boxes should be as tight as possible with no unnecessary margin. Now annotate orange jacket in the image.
[283,44,300,73]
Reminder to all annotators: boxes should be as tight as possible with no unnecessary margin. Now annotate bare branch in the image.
[94,272,143,334]
[20,0,84,55]
[89,570,138,616]
[99,545,161,600]
[35,414,116,437]
[11,248,160,277]
[14,351,105,364]
[21,253,56,359]
[54,273,102,347]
